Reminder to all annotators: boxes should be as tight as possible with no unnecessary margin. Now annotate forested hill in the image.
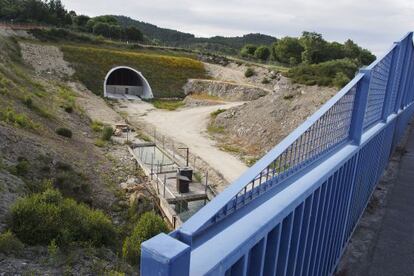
[114,15,195,44]
[114,15,277,54]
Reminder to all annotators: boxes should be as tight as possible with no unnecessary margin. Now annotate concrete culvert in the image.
[104,66,153,99]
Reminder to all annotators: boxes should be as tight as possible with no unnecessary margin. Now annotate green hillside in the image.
[61,45,207,98]
[114,16,277,54]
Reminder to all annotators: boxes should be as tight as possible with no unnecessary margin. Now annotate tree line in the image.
[241,31,375,66]
[0,0,144,42]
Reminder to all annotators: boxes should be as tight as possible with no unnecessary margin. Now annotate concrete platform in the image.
[105,92,141,100]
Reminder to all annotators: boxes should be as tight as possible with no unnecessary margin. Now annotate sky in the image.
[63,0,414,55]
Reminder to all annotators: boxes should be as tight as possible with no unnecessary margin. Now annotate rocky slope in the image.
[0,31,153,275]
[209,76,337,164]
[184,78,269,101]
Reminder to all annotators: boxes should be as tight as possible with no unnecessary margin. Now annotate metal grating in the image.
[215,85,357,221]
[363,52,393,129]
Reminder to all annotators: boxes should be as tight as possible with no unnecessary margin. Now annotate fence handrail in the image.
[141,32,414,276]
[179,73,364,239]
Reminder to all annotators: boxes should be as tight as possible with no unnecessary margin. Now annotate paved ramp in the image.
[367,125,414,276]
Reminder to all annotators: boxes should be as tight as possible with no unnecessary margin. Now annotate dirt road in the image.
[117,100,248,185]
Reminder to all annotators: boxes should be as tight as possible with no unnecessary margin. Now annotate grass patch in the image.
[150,99,184,110]
[91,120,104,132]
[0,231,24,255]
[58,85,77,112]
[61,45,207,98]
[207,124,226,134]
[0,107,37,129]
[220,144,242,154]
[244,157,259,167]
[210,108,226,118]
[94,139,106,147]
[193,172,203,183]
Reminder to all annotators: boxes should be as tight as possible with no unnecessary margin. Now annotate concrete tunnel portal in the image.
[104,66,153,99]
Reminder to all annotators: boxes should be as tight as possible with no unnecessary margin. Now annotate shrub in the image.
[14,157,29,176]
[55,127,72,138]
[245,68,255,78]
[210,108,226,118]
[53,169,91,204]
[122,212,168,264]
[0,231,24,254]
[261,78,270,84]
[10,189,116,247]
[23,96,33,108]
[94,139,106,147]
[332,72,351,88]
[240,44,257,57]
[64,106,73,113]
[91,121,104,132]
[254,46,271,61]
[101,126,113,141]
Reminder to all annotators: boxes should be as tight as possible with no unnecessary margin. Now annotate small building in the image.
[104,66,153,99]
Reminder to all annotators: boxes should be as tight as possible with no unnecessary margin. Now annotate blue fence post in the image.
[381,43,399,121]
[395,34,413,111]
[349,70,371,145]
[140,233,191,276]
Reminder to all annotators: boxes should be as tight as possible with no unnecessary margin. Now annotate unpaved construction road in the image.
[117,100,248,184]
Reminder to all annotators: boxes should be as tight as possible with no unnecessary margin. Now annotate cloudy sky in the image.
[64,0,414,55]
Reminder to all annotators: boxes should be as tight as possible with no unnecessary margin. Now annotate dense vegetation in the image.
[0,0,71,26]
[286,58,359,87]
[241,32,375,65]
[0,0,143,41]
[10,189,116,246]
[122,212,168,264]
[61,45,207,98]
[238,32,376,87]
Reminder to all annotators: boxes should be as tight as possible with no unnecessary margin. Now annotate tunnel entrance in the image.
[104,66,153,99]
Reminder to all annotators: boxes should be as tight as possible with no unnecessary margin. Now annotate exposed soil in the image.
[183,79,269,101]
[204,62,279,90]
[19,42,74,79]
[209,75,336,162]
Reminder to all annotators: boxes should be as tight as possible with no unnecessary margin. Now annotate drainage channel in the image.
[129,142,210,229]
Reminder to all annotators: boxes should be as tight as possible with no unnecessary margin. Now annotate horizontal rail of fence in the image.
[140,32,414,276]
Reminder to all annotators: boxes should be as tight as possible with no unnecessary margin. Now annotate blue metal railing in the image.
[141,32,414,276]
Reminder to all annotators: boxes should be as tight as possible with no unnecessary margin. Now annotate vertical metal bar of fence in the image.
[395,35,412,111]
[382,46,398,121]
[350,71,371,145]
[140,33,414,276]
[163,174,167,197]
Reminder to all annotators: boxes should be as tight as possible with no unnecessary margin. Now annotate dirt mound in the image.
[184,79,269,101]
[210,80,336,162]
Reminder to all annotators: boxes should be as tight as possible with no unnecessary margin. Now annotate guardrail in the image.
[140,32,414,276]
